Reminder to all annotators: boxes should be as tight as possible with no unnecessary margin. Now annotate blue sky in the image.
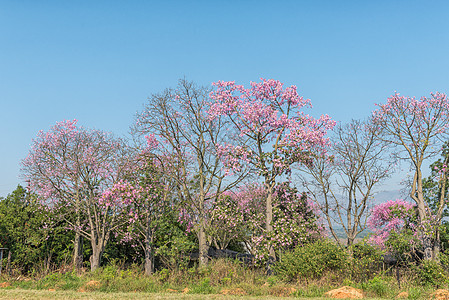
[1,0,449,197]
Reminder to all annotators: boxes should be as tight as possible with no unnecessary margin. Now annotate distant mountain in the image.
[324,189,412,243]
[371,189,411,205]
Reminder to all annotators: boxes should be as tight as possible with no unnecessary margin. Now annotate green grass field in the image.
[0,289,305,300]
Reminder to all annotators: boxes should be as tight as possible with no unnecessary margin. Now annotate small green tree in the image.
[0,186,74,275]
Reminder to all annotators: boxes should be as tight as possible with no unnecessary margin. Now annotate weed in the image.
[292,284,327,298]
[361,276,389,297]
[407,286,423,300]
[188,277,216,294]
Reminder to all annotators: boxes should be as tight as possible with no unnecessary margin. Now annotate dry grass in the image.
[0,288,305,300]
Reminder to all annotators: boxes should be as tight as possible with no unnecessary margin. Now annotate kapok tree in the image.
[105,147,174,275]
[21,120,131,271]
[209,79,335,260]
[210,182,322,264]
[373,92,449,260]
[208,183,266,252]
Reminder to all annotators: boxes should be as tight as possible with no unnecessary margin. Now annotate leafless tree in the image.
[299,119,393,247]
[134,79,248,267]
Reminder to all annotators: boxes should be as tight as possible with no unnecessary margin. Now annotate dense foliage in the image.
[0,186,74,274]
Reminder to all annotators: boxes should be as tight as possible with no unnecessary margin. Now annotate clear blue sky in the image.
[1,0,448,197]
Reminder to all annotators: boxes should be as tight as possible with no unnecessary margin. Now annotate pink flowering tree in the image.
[208,193,246,251]
[373,92,449,260]
[208,79,335,259]
[208,183,266,252]
[252,183,323,263]
[134,79,247,267]
[105,147,174,275]
[368,199,420,259]
[209,182,322,264]
[21,120,131,271]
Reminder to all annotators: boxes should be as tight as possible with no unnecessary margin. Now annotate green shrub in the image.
[349,241,384,281]
[440,251,449,271]
[273,239,348,282]
[157,268,170,283]
[386,229,421,263]
[414,259,448,287]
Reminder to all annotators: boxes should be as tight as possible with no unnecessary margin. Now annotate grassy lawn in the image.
[0,288,305,300]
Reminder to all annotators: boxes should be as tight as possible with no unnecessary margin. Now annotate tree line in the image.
[1,78,448,276]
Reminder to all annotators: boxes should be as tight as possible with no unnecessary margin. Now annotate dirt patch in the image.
[325,286,364,299]
[396,292,408,299]
[220,288,247,295]
[80,280,101,291]
[431,289,449,300]
[268,286,297,297]
[0,282,11,288]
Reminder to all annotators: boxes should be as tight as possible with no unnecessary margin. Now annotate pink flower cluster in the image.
[368,199,416,248]
[211,182,322,263]
[372,92,449,150]
[208,79,335,176]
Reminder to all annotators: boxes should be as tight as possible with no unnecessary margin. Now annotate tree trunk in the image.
[432,230,441,261]
[422,235,433,261]
[347,235,355,247]
[198,223,209,267]
[265,183,276,261]
[73,232,83,272]
[90,244,104,272]
[73,192,83,271]
[6,251,11,276]
[414,169,434,261]
[144,248,153,276]
[144,229,154,275]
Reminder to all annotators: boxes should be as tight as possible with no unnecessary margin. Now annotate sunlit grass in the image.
[0,289,304,300]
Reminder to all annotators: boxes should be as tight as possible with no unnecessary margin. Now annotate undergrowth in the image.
[0,257,448,298]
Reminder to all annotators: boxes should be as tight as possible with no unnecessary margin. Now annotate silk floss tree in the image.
[21,120,132,271]
[208,79,335,261]
[103,139,174,275]
[373,92,449,260]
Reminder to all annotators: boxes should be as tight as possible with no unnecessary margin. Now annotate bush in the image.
[440,251,449,271]
[273,239,347,282]
[291,284,328,297]
[349,241,384,281]
[414,259,448,287]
